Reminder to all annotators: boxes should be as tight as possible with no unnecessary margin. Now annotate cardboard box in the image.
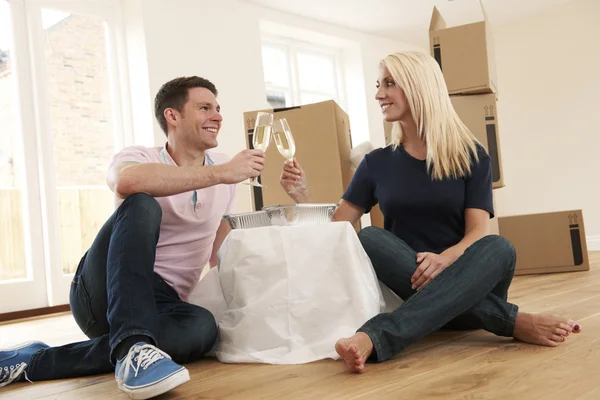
[451,93,504,189]
[370,204,384,229]
[499,210,589,275]
[489,215,499,235]
[489,190,499,235]
[368,124,390,229]
[429,2,497,95]
[243,100,353,210]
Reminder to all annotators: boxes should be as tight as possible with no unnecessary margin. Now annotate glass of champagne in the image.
[244,112,273,187]
[273,118,309,193]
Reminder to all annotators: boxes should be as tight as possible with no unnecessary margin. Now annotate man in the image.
[0,77,265,399]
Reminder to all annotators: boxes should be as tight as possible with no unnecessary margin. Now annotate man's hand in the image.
[218,149,265,184]
[411,252,453,291]
[280,159,310,203]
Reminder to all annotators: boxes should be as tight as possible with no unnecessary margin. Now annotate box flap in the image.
[478,0,489,23]
[480,0,497,94]
[429,6,446,32]
[431,1,488,31]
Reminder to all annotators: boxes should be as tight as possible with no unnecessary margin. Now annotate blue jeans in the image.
[26,193,217,381]
[357,226,518,362]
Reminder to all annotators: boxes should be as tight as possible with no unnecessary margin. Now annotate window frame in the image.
[0,0,131,312]
[261,34,346,109]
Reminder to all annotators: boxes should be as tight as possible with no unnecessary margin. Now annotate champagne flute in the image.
[273,118,309,193]
[244,112,273,187]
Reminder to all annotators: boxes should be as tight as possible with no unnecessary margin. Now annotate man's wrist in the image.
[206,164,226,185]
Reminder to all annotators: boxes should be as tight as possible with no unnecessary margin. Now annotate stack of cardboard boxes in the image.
[375,2,589,275]
[428,3,588,275]
[373,3,504,235]
[430,2,504,236]
[242,1,589,275]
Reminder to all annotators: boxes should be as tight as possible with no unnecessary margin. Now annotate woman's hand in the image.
[411,252,454,291]
[280,159,310,203]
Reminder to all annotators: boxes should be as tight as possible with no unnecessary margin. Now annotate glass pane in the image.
[266,89,289,109]
[0,1,28,281]
[41,9,116,274]
[300,92,335,106]
[297,51,337,94]
[261,44,289,87]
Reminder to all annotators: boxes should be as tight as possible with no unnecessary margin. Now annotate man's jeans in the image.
[357,226,518,362]
[26,193,217,380]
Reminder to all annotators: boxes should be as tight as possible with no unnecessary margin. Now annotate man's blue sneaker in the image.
[115,342,189,399]
[0,341,49,387]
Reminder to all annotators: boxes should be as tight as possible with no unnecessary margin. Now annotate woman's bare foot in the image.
[513,312,581,347]
[335,333,374,373]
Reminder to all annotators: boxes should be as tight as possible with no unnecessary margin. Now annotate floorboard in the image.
[1,252,598,400]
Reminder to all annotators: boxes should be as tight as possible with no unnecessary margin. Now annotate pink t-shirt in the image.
[109,145,236,301]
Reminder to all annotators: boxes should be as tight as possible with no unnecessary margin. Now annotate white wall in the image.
[122,0,153,148]
[492,0,600,247]
[126,0,419,213]
[124,0,600,245]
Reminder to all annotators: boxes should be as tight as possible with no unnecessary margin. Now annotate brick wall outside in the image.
[0,14,116,188]
[0,68,19,187]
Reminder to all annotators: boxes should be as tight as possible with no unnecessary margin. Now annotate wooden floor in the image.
[1,252,599,400]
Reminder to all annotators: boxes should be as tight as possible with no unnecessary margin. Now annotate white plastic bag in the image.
[187,266,228,325]
[215,222,383,364]
[350,141,375,169]
[187,266,228,357]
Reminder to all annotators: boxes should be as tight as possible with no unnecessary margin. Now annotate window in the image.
[41,9,118,274]
[0,0,27,282]
[261,37,344,109]
[0,0,130,313]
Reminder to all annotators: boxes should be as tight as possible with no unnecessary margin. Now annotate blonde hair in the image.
[382,51,481,180]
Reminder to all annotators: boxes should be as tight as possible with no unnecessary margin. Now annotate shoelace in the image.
[0,362,31,388]
[116,344,170,386]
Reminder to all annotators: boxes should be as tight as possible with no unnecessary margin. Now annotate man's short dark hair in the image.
[154,76,218,135]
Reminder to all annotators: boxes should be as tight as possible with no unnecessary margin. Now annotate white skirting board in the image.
[587,236,600,251]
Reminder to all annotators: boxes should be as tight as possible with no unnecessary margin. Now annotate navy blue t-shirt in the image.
[343,144,494,254]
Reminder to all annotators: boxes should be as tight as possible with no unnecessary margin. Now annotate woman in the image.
[280,51,581,373]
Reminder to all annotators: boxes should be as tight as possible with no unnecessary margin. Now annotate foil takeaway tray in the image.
[263,203,337,226]
[224,204,338,229]
[224,210,271,230]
